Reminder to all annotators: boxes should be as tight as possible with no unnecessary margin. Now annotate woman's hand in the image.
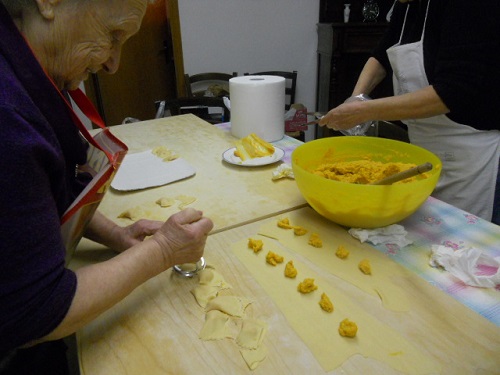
[318,100,372,131]
[85,211,164,252]
[318,56,387,131]
[111,219,164,251]
[319,87,449,131]
[151,208,214,269]
[85,209,213,262]
[48,208,213,342]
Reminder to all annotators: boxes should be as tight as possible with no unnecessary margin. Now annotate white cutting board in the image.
[111,150,196,191]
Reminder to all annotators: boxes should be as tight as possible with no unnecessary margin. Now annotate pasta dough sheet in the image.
[239,345,267,370]
[258,208,410,312]
[193,268,268,370]
[231,236,440,374]
[199,310,231,340]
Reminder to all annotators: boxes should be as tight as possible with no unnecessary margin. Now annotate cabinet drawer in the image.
[341,28,386,53]
[332,23,388,54]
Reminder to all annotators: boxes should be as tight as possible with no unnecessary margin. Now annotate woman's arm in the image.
[29,208,213,344]
[84,210,163,252]
[319,85,449,131]
[351,57,388,97]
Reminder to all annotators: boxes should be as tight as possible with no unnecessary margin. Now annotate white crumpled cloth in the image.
[348,224,413,248]
[429,245,500,288]
[272,163,294,180]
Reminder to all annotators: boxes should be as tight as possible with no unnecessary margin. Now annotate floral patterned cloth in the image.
[375,196,500,325]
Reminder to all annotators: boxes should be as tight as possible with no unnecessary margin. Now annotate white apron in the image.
[386,0,500,221]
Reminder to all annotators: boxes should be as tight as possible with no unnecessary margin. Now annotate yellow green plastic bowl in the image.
[292,137,442,228]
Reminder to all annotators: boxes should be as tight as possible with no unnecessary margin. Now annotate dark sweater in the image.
[0,4,87,351]
[373,0,500,130]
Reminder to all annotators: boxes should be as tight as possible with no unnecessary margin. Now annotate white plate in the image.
[222,147,284,167]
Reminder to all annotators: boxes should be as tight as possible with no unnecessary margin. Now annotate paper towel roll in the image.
[229,75,285,142]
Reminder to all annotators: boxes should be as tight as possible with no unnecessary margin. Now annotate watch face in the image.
[363,1,379,21]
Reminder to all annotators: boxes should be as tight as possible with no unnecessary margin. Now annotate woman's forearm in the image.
[320,85,450,130]
[30,208,212,345]
[84,211,123,249]
[352,57,388,96]
[351,58,449,121]
[368,86,450,122]
[34,239,167,343]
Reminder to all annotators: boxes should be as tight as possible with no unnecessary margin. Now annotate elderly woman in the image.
[0,0,213,373]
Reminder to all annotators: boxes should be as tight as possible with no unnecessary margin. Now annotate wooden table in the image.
[71,116,500,374]
[91,114,306,234]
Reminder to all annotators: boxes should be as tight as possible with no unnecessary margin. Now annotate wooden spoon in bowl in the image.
[370,162,433,185]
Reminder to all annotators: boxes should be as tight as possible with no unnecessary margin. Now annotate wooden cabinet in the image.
[316,22,393,138]
[316,0,395,138]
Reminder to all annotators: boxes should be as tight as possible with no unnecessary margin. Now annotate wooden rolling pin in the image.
[370,162,433,185]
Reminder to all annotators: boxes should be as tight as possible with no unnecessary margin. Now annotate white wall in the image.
[178,0,320,140]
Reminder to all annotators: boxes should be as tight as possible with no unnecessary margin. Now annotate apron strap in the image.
[397,3,411,44]
[67,88,106,129]
[421,0,431,42]
[64,88,114,162]
[397,0,432,44]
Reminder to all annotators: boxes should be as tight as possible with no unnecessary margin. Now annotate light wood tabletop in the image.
[72,207,499,375]
[72,116,499,374]
[89,114,306,234]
